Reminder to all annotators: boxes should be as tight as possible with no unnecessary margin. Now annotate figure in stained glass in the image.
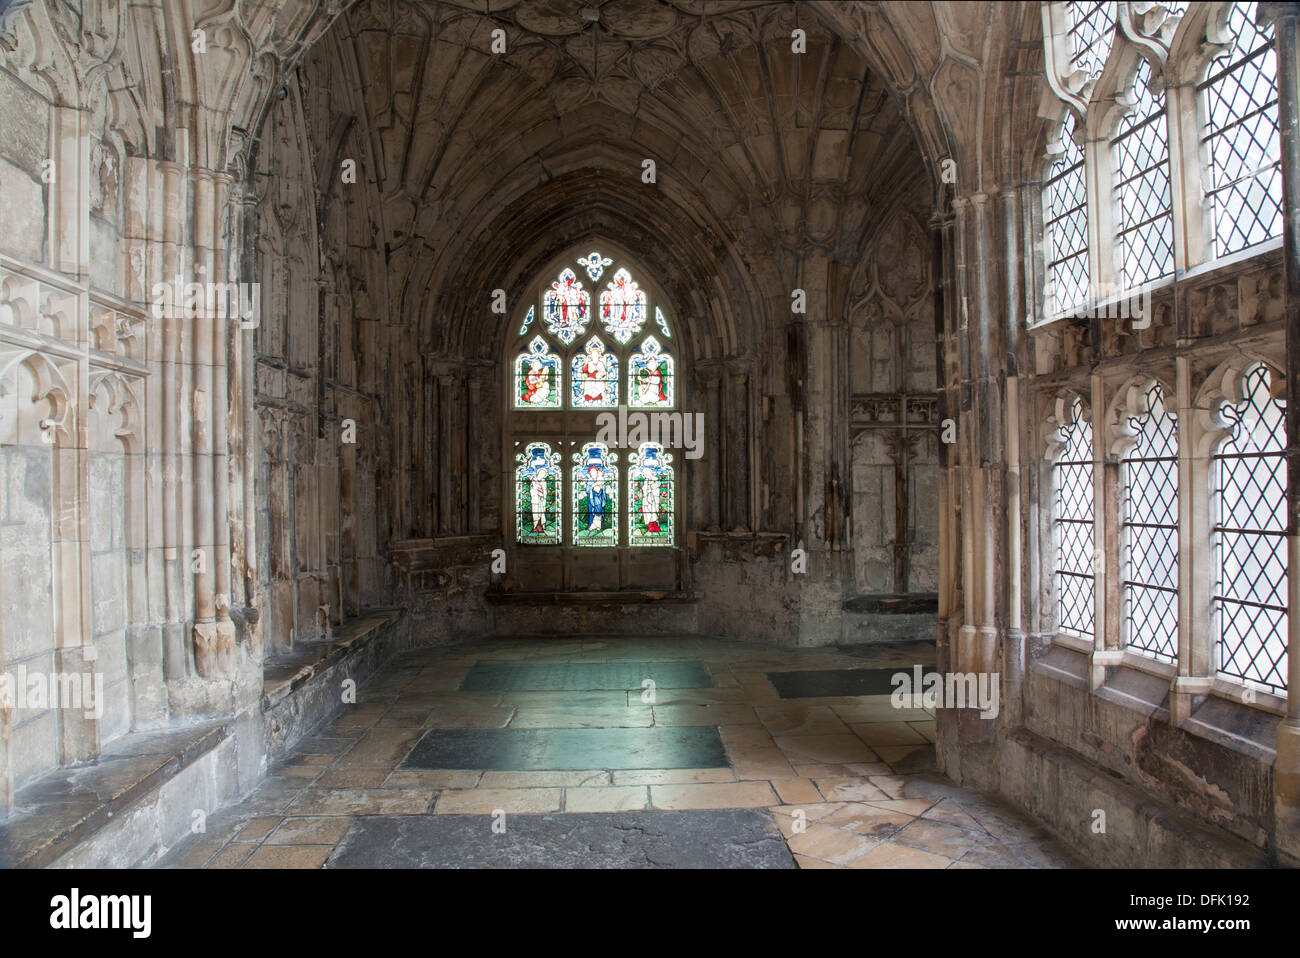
[515,336,561,408]
[628,442,674,546]
[515,442,561,544]
[572,336,618,407]
[572,442,618,546]
[544,268,590,345]
[600,267,647,344]
[629,336,673,407]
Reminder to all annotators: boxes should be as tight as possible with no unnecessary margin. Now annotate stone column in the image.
[157,160,187,682]
[1001,186,1027,727]
[724,363,751,531]
[702,365,723,530]
[438,374,453,534]
[1260,0,1300,865]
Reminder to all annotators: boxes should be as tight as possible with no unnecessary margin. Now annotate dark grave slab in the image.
[402,726,728,771]
[326,809,796,869]
[765,666,938,699]
[459,661,714,692]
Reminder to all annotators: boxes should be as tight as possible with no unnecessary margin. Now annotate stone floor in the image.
[157,636,1082,869]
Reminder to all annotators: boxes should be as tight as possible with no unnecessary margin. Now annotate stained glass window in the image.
[628,336,673,408]
[572,442,619,547]
[510,254,677,551]
[1045,111,1090,315]
[1121,382,1179,663]
[1213,364,1288,693]
[599,268,648,344]
[515,442,561,545]
[1066,1,1117,82]
[577,252,612,281]
[515,335,561,408]
[1199,2,1283,259]
[1113,57,1175,289]
[571,336,618,407]
[1054,396,1095,638]
[628,442,674,547]
[544,268,591,345]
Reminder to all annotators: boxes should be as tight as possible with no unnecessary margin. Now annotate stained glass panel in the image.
[628,442,674,547]
[515,335,561,408]
[577,251,612,282]
[519,304,536,336]
[515,442,561,545]
[544,268,591,345]
[571,336,619,407]
[599,268,648,344]
[655,306,672,339]
[1213,364,1288,693]
[1121,382,1179,663]
[571,442,619,547]
[628,336,674,408]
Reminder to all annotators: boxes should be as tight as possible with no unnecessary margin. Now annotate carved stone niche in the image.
[1187,281,1238,338]
[1239,268,1284,327]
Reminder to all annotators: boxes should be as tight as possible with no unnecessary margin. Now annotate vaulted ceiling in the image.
[260,0,928,359]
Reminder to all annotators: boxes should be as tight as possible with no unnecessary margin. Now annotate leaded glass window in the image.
[572,442,618,547]
[515,442,561,545]
[1113,57,1175,288]
[1066,1,1117,82]
[1054,395,1095,638]
[1121,382,1179,663]
[1199,1,1283,258]
[510,254,678,551]
[1045,111,1090,315]
[515,335,561,408]
[1213,364,1288,693]
[628,442,674,547]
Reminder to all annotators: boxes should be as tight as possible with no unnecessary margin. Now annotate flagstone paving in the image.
[156,636,1081,869]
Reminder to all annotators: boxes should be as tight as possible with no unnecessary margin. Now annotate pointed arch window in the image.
[1213,364,1288,693]
[1198,1,1283,258]
[508,253,679,553]
[1113,57,1175,288]
[1120,382,1179,663]
[1045,111,1091,315]
[1053,395,1096,638]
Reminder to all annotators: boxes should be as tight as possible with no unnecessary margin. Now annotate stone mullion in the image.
[1259,0,1300,865]
[1171,353,1209,726]
[1165,56,1207,270]
[1096,374,1120,688]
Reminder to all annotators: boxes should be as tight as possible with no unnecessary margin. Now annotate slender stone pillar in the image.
[1260,0,1300,864]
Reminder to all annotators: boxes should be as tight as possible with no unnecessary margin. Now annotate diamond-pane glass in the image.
[1114,58,1175,289]
[1045,111,1090,315]
[1121,382,1178,663]
[1054,396,1095,638]
[1199,2,1283,258]
[1213,364,1288,694]
[1067,2,1117,82]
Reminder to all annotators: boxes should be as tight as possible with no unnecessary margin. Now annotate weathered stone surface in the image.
[326,809,796,869]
